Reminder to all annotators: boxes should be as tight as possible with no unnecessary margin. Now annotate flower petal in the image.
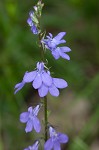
[57,39,66,45]
[49,126,56,137]
[25,119,33,133]
[58,133,69,143]
[49,84,59,97]
[53,78,68,89]
[54,32,66,41]
[37,62,44,71]
[52,50,60,59]
[44,138,53,150]
[42,72,52,86]
[20,112,29,123]
[24,141,39,150]
[48,41,56,49]
[49,33,53,38]
[28,107,33,114]
[38,84,48,97]
[59,52,70,60]
[54,141,61,150]
[60,46,71,52]
[23,71,37,83]
[33,105,40,116]
[24,148,29,150]
[33,74,42,89]
[33,117,41,133]
[14,82,25,94]
[31,141,39,150]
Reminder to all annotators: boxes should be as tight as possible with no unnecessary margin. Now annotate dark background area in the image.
[0,0,99,149]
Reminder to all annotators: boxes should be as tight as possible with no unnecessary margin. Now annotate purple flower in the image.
[43,32,66,49]
[24,141,39,150]
[42,32,71,60]
[27,11,38,34]
[14,62,68,97]
[14,62,52,94]
[20,105,41,133]
[44,126,69,150]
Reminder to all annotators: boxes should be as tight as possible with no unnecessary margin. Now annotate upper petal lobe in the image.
[23,71,37,83]
[54,32,66,41]
[14,81,25,94]
[20,112,29,123]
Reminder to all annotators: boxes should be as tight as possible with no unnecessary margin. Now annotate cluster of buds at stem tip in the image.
[27,0,44,34]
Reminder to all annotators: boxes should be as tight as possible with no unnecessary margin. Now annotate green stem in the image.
[38,33,45,61]
[38,17,48,141]
[44,96,48,141]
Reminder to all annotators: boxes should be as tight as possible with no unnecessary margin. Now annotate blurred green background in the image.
[0,0,99,150]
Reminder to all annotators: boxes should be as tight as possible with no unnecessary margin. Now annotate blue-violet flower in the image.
[14,62,68,97]
[24,140,39,150]
[42,32,71,60]
[44,126,69,150]
[20,105,41,133]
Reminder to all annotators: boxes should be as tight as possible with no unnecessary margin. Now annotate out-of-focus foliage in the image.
[0,0,99,150]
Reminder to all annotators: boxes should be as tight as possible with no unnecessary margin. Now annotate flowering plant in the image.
[14,0,71,149]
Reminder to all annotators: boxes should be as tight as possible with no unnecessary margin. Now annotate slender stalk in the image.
[44,96,48,141]
[38,33,45,61]
[39,35,48,140]
[38,35,48,141]
[38,9,48,141]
